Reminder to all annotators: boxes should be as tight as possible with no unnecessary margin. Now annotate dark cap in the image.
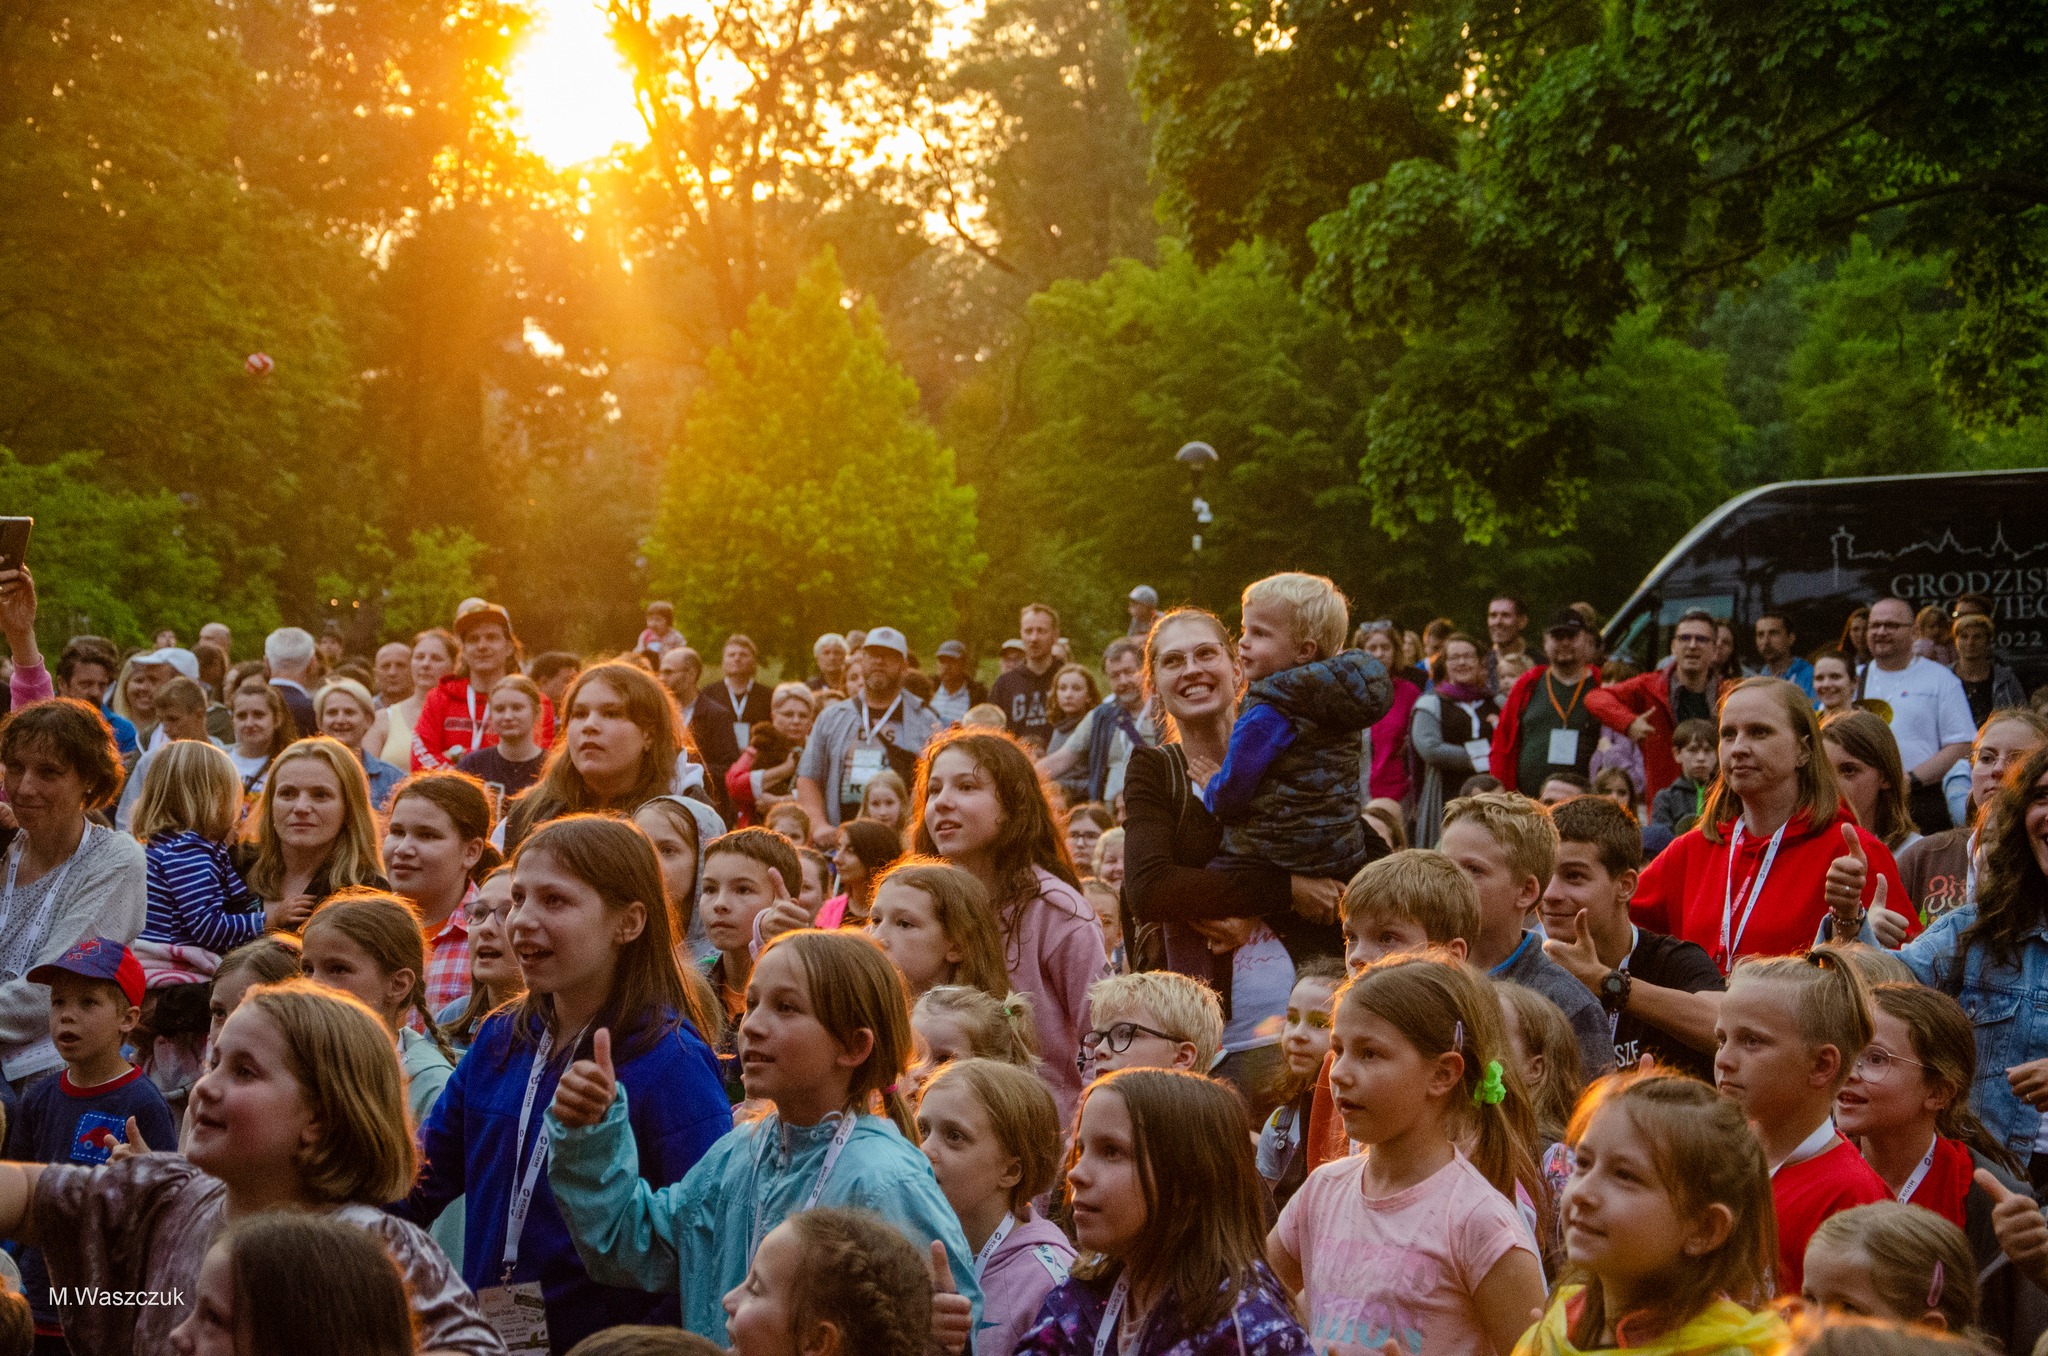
[30,936,145,1008]
[1545,607,1590,638]
[935,640,966,660]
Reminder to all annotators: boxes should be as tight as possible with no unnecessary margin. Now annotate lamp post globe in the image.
[1175,442,1218,603]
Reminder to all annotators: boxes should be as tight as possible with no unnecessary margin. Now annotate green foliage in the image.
[645,254,983,667]
[382,529,497,642]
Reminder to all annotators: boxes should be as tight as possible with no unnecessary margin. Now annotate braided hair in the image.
[784,1208,934,1356]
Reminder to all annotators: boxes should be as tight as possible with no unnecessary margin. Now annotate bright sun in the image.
[507,0,649,167]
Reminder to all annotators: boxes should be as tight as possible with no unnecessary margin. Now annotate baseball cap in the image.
[1128,585,1159,607]
[1001,638,1026,655]
[863,627,909,659]
[454,602,514,638]
[132,647,201,683]
[30,936,145,1008]
[936,640,966,660]
[1545,607,1590,638]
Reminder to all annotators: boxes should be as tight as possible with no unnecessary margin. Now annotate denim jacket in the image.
[1897,906,2048,1160]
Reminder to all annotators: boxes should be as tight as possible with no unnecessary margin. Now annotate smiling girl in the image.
[382,771,498,1017]
[867,859,1009,1001]
[913,729,1108,1121]
[545,928,980,1343]
[0,981,501,1354]
[398,813,729,1350]
[1019,1069,1309,1356]
[503,664,684,854]
[226,684,291,832]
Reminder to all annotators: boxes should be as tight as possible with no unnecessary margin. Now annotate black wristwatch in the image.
[1599,969,1632,1013]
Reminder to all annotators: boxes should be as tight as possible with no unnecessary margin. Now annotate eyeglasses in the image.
[1865,621,1910,632]
[467,899,514,926]
[1850,1046,1926,1084]
[1075,1021,1178,1074]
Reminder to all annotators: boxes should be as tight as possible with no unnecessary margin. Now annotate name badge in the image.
[847,747,885,793]
[1546,728,1580,766]
[732,721,751,749]
[1463,739,1491,774]
[477,1282,549,1354]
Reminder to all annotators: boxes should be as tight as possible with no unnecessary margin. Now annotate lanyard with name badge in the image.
[478,1025,580,1353]
[750,1113,858,1256]
[1717,819,1788,972]
[1094,1273,1133,1356]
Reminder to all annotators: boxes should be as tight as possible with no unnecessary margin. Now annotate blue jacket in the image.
[1897,906,2048,1160]
[546,1100,982,1341]
[395,1009,729,1352]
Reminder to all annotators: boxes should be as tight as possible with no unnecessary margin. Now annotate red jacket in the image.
[1630,805,1914,970]
[1489,664,1601,795]
[1584,668,1735,801]
[411,674,556,772]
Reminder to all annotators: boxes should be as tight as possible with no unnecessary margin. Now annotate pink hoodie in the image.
[1006,867,1110,1125]
[976,1215,1076,1356]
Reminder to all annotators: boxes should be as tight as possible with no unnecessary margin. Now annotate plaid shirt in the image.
[419,882,477,1022]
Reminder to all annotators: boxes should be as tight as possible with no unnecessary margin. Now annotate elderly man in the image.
[797,627,942,845]
[264,627,319,739]
[1038,637,1157,802]
[198,621,232,659]
[373,642,414,708]
[807,633,849,694]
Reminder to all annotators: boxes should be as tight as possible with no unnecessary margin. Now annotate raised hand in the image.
[551,1028,618,1129]
[1977,1168,2048,1288]
[927,1239,971,1355]
[1541,910,1607,990]
[757,866,814,937]
[1867,876,1912,948]
[107,1115,151,1164]
[1824,824,1868,934]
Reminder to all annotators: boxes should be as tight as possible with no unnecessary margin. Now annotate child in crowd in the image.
[1081,879,1124,972]
[205,934,303,1046]
[458,673,549,804]
[439,865,524,1055]
[5,938,178,1346]
[763,802,812,846]
[1257,958,1343,1208]
[1271,951,1546,1356]
[544,928,981,1342]
[1528,1071,1785,1356]
[797,847,833,916]
[1081,971,1223,1078]
[169,1212,418,1356]
[1202,572,1390,881]
[723,1209,936,1356]
[1499,980,1585,1205]
[638,602,683,658]
[913,987,1040,1073]
[635,795,722,957]
[1019,1069,1310,1355]
[700,827,803,1098]
[1804,1204,1979,1335]
[1441,793,1615,1078]
[566,1330,723,1356]
[400,815,732,1350]
[859,770,910,834]
[867,859,1009,1000]
[0,982,498,1354]
[131,740,289,986]
[819,820,902,928]
[1714,948,1889,1294]
[1650,719,1717,835]
[916,1059,1074,1356]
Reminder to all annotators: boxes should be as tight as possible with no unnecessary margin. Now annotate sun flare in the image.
[507,0,649,168]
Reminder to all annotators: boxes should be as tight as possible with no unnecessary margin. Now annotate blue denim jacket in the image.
[1897,905,2048,1161]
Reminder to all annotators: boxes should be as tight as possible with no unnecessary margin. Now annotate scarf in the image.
[1435,679,1492,704]
[1516,1286,1786,1356]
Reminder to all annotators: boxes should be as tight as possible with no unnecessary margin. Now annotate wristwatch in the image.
[1599,969,1632,1013]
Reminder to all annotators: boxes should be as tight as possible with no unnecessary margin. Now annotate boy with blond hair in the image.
[1081,971,1224,1077]
[1440,791,1614,1077]
[1203,572,1392,879]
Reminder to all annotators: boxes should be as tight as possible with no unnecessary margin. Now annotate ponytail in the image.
[1731,945,1873,1079]
[914,986,1041,1070]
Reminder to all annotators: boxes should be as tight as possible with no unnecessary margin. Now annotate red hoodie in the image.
[1584,668,1735,800]
[411,674,556,772]
[1630,805,1913,970]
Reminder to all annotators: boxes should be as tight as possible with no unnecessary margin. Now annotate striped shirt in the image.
[142,831,266,955]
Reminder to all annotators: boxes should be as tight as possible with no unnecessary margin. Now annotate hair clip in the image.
[1472,1059,1507,1107]
[1451,1019,1464,1051]
[1927,1260,1945,1309]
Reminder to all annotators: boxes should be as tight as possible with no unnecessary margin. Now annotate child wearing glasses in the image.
[1257,958,1343,1207]
[1078,972,1223,1081]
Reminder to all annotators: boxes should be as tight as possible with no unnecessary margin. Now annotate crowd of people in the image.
[0,558,2042,1356]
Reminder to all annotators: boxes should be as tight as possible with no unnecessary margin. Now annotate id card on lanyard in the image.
[1716,819,1788,973]
[478,1026,577,1354]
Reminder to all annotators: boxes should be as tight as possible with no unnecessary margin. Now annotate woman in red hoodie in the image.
[411,602,555,771]
[1631,676,1911,972]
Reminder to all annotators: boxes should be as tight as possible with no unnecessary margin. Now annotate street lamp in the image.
[1175,441,1218,604]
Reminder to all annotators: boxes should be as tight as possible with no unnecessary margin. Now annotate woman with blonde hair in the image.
[232,737,386,924]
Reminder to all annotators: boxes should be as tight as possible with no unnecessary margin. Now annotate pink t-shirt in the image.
[1274,1151,1534,1356]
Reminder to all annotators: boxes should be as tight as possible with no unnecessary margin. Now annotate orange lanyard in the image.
[1544,671,1586,724]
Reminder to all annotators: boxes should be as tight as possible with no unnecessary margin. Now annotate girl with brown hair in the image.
[1824,709,1919,853]
[503,662,685,853]
[395,813,731,1351]
[866,857,1009,1000]
[912,728,1108,1122]
[381,769,498,1016]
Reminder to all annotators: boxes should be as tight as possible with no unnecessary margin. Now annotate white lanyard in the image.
[1770,1119,1838,1178]
[503,1026,576,1282]
[1966,830,1980,906]
[728,680,755,714]
[750,1113,857,1255]
[1896,1136,1940,1203]
[972,1214,1017,1283]
[465,685,485,745]
[1718,818,1788,969]
[1093,1273,1132,1356]
[857,693,904,743]
[0,826,91,969]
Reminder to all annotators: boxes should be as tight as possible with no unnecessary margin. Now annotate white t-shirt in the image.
[1859,656,1976,770]
[228,749,271,781]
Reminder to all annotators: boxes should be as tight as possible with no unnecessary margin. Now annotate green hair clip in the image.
[1472,1059,1507,1108]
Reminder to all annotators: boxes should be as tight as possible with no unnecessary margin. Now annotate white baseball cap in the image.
[863,627,909,659]
[132,647,200,682]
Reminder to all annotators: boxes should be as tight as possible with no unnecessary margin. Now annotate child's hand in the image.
[551,1028,618,1129]
[1869,884,1912,948]
[927,1240,971,1355]
[266,893,317,932]
[1977,1169,2048,1286]
[107,1116,152,1164]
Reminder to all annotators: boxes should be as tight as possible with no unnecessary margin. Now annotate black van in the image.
[1601,468,2048,693]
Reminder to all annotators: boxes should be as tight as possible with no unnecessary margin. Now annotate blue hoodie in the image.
[546,1097,983,1341]
[395,1009,729,1352]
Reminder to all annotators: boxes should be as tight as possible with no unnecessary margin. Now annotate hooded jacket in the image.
[977,1215,1076,1356]
[1583,667,1735,800]
[412,673,556,772]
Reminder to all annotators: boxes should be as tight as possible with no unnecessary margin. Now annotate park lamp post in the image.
[1176,440,1218,604]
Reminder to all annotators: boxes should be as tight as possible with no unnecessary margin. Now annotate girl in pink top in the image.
[1270,952,1546,1356]
[913,730,1110,1123]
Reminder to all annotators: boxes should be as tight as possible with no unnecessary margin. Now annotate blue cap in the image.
[30,936,145,1007]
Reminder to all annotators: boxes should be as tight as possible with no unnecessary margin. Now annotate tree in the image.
[645,253,982,666]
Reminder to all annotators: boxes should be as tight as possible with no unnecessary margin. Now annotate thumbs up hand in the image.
[1977,1168,2048,1288]
[551,1028,619,1129]
[1825,824,1870,936]
[107,1115,152,1164]
[927,1240,972,1355]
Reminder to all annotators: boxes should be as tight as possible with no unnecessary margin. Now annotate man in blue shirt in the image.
[1748,610,1815,700]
